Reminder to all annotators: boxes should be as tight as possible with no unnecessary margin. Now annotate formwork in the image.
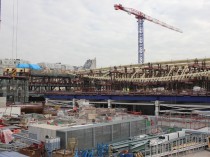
[56,117,148,149]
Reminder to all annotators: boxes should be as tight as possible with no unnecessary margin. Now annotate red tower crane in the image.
[114,4,182,64]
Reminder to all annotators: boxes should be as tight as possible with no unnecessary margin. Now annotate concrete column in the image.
[155,100,160,116]
[45,98,49,105]
[72,98,76,108]
[133,105,136,111]
[108,99,111,108]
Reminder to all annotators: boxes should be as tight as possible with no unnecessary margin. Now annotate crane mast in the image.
[114,4,182,64]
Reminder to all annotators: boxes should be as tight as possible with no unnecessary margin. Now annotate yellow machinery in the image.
[3,68,30,77]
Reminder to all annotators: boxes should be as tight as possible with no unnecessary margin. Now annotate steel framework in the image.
[1,58,210,102]
[75,58,210,96]
[0,76,29,103]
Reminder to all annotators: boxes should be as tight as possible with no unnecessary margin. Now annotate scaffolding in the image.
[0,76,29,103]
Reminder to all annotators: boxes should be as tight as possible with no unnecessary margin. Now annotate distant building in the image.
[82,58,96,70]
[0,58,96,75]
[37,58,96,72]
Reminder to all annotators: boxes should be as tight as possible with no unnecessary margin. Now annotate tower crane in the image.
[114,4,182,64]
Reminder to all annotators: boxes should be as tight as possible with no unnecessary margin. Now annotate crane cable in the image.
[12,0,15,59]
[15,0,19,59]
[0,0,1,28]
[11,0,19,60]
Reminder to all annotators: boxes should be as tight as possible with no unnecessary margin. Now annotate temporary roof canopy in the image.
[16,63,30,68]
[29,64,42,70]
[16,63,42,70]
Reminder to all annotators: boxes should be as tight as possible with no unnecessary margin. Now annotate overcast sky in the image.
[0,0,210,67]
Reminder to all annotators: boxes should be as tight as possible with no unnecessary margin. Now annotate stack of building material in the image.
[0,106,21,118]
[75,118,88,125]
[79,106,96,119]
[78,107,117,122]
[19,113,48,127]
[19,146,44,157]
[53,116,76,125]
[115,108,127,113]
[87,113,97,120]
[96,108,116,115]
[77,106,132,123]
[52,150,72,157]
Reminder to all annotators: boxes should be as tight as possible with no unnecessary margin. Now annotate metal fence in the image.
[56,117,149,149]
[145,133,208,157]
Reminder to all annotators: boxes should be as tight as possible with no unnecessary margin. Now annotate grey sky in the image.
[0,0,210,67]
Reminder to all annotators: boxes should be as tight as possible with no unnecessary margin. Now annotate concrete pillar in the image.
[72,98,76,108]
[155,100,160,116]
[45,98,49,105]
[108,99,111,108]
[133,105,136,111]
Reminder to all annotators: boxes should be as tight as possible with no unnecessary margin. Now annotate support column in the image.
[45,98,49,105]
[108,99,111,108]
[133,105,136,111]
[72,98,76,108]
[155,100,160,116]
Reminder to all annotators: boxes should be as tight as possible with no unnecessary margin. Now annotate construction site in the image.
[1,1,210,157]
[0,55,210,157]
